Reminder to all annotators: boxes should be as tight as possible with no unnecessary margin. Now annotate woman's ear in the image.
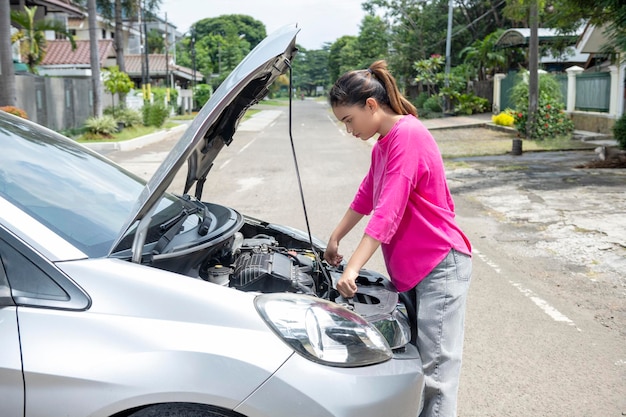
[365,97,378,113]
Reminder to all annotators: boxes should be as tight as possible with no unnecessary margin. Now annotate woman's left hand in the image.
[336,268,359,298]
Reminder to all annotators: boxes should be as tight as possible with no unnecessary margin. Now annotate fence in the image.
[498,70,611,114]
[574,72,611,112]
[15,74,99,132]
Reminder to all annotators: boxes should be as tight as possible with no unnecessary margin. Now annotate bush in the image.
[116,107,143,127]
[492,111,515,127]
[84,115,118,136]
[142,102,169,127]
[193,84,213,109]
[613,114,626,150]
[104,106,143,128]
[513,94,574,139]
[510,70,564,110]
[423,95,443,113]
[413,92,429,109]
[455,93,489,115]
[0,106,28,119]
[509,70,573,139]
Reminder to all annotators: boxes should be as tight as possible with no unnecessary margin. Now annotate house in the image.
[39,39,116,77]
[493,25,624,134]
[124,54,203,89]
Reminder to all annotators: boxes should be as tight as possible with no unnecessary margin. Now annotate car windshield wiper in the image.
[153,197,201,254]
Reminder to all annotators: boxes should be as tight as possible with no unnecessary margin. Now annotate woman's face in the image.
[332,102,379,141]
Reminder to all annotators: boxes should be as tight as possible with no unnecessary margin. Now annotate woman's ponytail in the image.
[329,60,416,117]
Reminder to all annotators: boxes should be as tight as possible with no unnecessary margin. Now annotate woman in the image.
[324,60,472,417]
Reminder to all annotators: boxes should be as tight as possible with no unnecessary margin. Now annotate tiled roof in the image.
[10,0,85,16]
[41,39,115,66]
[124,54,202,81]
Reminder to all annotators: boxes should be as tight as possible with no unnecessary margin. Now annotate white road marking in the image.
[473,248,581,331]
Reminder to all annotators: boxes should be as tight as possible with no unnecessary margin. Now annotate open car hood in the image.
[109,24,299,257]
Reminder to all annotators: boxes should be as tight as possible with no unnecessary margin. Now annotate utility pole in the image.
[444,0,453,114]
[527,0,539,140]
[164,13,169,89]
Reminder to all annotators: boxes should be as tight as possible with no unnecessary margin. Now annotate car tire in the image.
[128,403,239,417]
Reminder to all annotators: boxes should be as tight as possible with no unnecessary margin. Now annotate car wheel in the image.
[128,403,239,417]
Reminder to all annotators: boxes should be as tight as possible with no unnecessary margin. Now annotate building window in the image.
[102,29,106,39]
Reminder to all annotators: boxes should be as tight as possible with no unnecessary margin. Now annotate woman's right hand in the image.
[324,239,343,266]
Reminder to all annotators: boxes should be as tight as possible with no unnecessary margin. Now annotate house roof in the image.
[124,54,203,82]
[496,28,582,48]
[577,23,614,54]
[41,39,116,66]
[9,0,85,16]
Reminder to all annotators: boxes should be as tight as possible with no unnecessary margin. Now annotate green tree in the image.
[292,46,330,96]
[459,29,507,80]
[92,0,161,72]
[102,66,134,116]
[10,6,76,73]
[328,36,358,82]
[147,28,164,53]
[541,0,626,55]
[356,15,389,69]
[363,0,514,90]
[175,15,262,89]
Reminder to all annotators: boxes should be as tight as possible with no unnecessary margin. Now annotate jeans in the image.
[411,249,472,417]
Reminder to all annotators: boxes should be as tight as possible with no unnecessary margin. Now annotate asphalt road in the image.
[106,99,625,417]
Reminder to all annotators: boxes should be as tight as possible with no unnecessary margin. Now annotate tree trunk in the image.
[114,0,125,72]
[0,0,17,107]
[526,0,539,139]
[114,0,127,108]
[87,0,102,117]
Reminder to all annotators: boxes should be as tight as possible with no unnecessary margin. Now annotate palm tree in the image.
[0,0,16,106]
[10,6,76,74]
[459,30,506,81]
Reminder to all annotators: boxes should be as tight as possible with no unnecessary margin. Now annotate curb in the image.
[83,123,188,153]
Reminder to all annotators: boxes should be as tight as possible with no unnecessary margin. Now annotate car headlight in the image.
[255,293,392,367]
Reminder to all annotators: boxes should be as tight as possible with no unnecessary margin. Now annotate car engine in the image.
[201,231,331,297]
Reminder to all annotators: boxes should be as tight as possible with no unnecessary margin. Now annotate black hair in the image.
[328,60,417,116]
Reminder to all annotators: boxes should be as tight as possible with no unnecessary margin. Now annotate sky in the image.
[159,0,367,50]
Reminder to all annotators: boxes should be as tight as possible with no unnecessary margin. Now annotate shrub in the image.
[492,111,515,127]
[613,114,626,150]
[104,106,143,128]
[193,84,213,109]
[423,95,443,113]
[455,93,489,115]
[0,106,28,119]
[142,102,169,127]
[513,94,574,139]
[413,92,429,109]
[116,107,143,127]
[510,70,564,110]
[84,115,118,136]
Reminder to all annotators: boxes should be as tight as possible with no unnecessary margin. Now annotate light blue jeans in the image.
[410,249,472,417]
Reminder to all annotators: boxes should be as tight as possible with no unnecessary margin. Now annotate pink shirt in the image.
[350,115,471,291]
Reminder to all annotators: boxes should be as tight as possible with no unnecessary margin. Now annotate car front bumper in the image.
[235,344,424,417]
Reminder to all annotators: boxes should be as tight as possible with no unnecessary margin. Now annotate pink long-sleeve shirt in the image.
[350,114,471,292]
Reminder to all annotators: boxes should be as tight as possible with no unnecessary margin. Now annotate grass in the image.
[76,104,268,143]
[434,126,597,159]
[77,122,178,143]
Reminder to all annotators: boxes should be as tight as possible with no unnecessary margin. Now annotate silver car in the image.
[0,24,423,417]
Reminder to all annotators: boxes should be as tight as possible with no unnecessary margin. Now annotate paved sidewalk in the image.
[420,112,493,130]
[85,109,617,153]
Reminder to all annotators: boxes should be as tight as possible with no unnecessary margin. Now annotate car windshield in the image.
[0,113,180,258]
